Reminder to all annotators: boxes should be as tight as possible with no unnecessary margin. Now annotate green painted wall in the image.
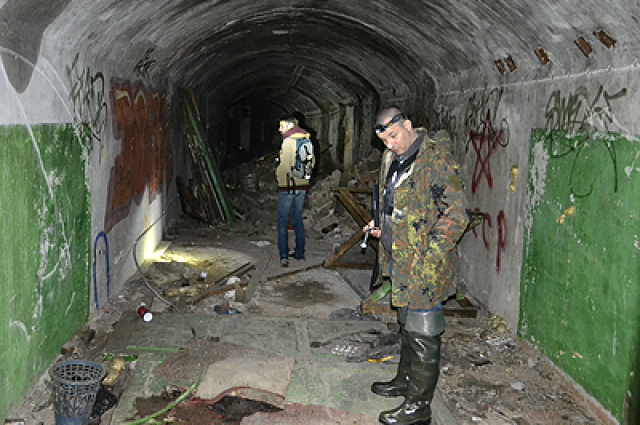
[521,129,640,423]
[0,124,90,420]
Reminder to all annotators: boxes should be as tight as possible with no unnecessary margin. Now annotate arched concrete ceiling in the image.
[5,0,639,114]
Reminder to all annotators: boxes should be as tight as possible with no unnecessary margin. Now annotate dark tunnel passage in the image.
[1,0,640,423]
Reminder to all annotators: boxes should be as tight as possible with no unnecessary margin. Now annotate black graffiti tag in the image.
[544,86,627,197]
[66,53,108,152]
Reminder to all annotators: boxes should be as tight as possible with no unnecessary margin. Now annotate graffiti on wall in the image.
[545,85,627,135]
[544,85,627,197]
[434,88,511,273]
[463,88,506,150]
[464,89,510,194]
[105,79,173,232]
[469,110,509,194]
[134,47,156,80]
[471,208,508,273]
[66,53,108,155]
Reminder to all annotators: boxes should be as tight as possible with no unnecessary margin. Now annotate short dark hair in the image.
[280,114,299,126]
[376,106,405,126]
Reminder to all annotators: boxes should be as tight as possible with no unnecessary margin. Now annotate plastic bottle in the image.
[137,302,153,322]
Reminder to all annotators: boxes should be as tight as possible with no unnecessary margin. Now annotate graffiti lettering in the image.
[66,53,108,153]
[545,86,627,136]
[134,47,156,80]
[472,208,508,274]
[105,79,173,232]
[544,86,627,197]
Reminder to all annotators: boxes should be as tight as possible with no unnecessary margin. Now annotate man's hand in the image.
[363,220,381,239]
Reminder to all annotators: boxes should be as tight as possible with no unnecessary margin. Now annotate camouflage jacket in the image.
[377,129,469,310]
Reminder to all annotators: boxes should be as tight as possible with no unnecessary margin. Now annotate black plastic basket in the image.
[49,360,105,425]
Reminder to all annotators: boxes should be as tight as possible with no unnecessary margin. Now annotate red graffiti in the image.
[470,110,507,194]
[105,79,173,233]
[482,212,492,249]
[472,208,508,274]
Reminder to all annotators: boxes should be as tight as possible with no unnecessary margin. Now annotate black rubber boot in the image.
[378,331,441,425]
[371,328,410,397]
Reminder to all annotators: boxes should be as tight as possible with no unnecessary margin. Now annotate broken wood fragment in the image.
[186,280,250,305]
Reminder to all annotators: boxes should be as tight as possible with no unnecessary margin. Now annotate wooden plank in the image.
[265,262,324,281]
[323,187,378,267]
[182,90,234,226]
[186,281,249,305]
[324,261,373,269]
[331,187,371,228]
[323,229,365,268]
[185,262,255,304]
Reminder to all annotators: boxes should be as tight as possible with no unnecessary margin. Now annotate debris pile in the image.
[217,150,382,250]
[437,316,608,424]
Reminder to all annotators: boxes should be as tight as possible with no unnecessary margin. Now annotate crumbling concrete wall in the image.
[435,63,640,423]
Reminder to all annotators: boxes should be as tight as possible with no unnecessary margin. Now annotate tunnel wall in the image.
[0,43,180,419]
[0,123,90,418]
[434,66,640,422]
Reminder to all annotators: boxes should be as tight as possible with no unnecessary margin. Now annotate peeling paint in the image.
[524,139,548,231]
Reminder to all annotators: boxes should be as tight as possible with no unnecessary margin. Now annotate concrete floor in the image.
[11,216,613,424]
[100,218,454,424]
[105,312,412,424]
[9,217,454,424]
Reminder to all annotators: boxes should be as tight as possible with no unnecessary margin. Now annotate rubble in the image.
[8,152,616,425]
[438,315,610,424]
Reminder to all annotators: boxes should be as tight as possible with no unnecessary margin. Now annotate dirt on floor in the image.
[8,216,616,425]
[436,315,615,425]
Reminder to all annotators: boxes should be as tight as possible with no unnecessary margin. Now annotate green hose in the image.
[122,379,198,425]
[122,330,205,424]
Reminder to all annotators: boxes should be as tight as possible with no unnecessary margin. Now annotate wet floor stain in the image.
[259,279,338,306]
[134,394,279,425]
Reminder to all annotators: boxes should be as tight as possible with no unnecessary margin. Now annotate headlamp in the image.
[375,114,406,134]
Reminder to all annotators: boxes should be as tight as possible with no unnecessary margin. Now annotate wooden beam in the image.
[331,187,372,228]
[324,228,365,268]
[324,261,373,269]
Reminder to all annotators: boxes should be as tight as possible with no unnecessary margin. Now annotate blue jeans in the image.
[277,190,306,260]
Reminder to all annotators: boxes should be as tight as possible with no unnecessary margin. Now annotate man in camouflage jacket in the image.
[366,107,469,425]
